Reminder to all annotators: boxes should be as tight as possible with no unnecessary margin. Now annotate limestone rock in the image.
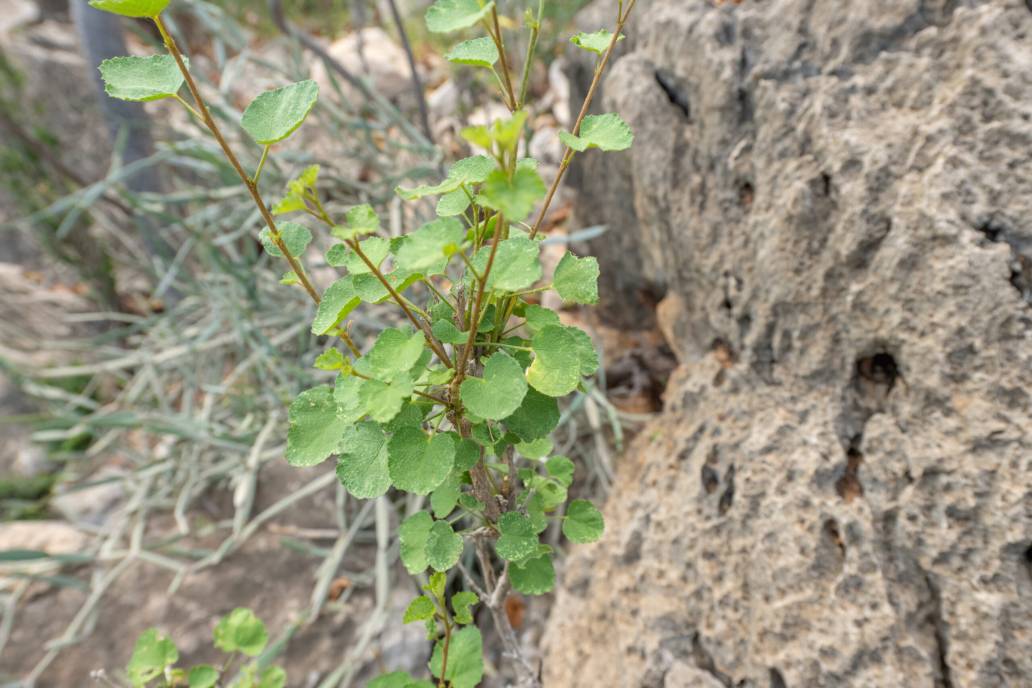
[544,1,1032,686]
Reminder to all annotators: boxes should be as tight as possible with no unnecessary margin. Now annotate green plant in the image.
[89,0,637,685]
[120,608,284,687]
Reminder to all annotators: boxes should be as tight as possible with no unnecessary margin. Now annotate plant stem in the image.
[517,0,545,109]
[154,17,322,304]
[252,144,271,184]
[528,0,636,240]
[485,8,517,111]
[346,238,455,367]
[438,618,453,688]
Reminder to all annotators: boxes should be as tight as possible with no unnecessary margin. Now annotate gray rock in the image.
[545,1,1032,687]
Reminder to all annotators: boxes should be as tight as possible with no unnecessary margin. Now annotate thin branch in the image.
[385,0,434,142]
[154,17,322,304]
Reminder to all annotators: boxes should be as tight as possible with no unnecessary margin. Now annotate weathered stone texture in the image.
[545,1,1032,686]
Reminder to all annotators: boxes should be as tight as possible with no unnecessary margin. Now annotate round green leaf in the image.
[388,428,455,495]
[526,325,581,397]
[430,626,483,688]
[478,167,546,223]
[336,422,391,499]
[504,388,560,441]
[545,456,575,488]
[561,113,634,153]
[446,37,499,68]
[451,590,479,625]
[403,595,437,624]
[453,437,480,471]
[426,520,463,571]
[471,237,542,293]
[359,376,414,423]
[495,512,538,562]
[259,222,312,258]
[509,554,555,595]
[286,386,357,467]
[460,352,528,420]
[213,608,267,657]
[241,80,319,145]
[563,499,605,544]
[394,218,465,275]
[571,29,624,56]
[127,629,178,686]
[188,665,219,688]
[370,672,434,688]
[367,328,426,381]
[399,511,433,574]
[431,471,462,518]
[98,55,184,102]
[311,277,360,336]
[425,0,495,33]
[553,251,599,304]
[88,0,169,17]
[566,325,600,376]
[437,189,472,217]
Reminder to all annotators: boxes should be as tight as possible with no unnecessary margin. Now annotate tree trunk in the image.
[545,1,1032,686]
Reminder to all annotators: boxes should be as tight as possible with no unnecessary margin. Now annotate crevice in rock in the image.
[691,632,734,688]
[835,435,865,503]
[923,573,955,688]
[718,464,736,515]
[973,216,1032,306]
[655,68,691,119]
[1023,543,1032,585]
[769,667,788,688]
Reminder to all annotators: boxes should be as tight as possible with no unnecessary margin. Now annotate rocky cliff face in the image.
[544,1,1032,686]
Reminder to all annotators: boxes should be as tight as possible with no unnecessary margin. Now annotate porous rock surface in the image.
[544,1,1032,686]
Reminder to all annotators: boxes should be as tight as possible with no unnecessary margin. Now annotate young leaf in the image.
[399,512,434,574]
[127,629,179,687]
[559,113,634,152]
[516,436,552,459]
[478,166,546,222]
[187,665,219,688]
[509,553,555,595]
[314,348,346,371]
[286,386,357,467]
[526,325,582,397]
[426,520,464,571]
[213,608,267,657]
[495,512,538,562]
[571,29,624,55]
[425,571,447,600]
[98,55,185,102]
[504,388,560,442]
[332,204,381,241]
[553,251,600,304]
[451,591,479,625]
[425,0,495,33]
[259,222,312,258]
[471,237,542,292]
[563,499,605,543]
[403,595,437,623]
[88,0,169,17]
[446,37,499,68]
[460,352,528,420]
[311,278,361,336]
[394,218,465,274]
[241,80,320,145]
[430,627,484,688]
[388,428,455,495]
[336,422,391,499]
